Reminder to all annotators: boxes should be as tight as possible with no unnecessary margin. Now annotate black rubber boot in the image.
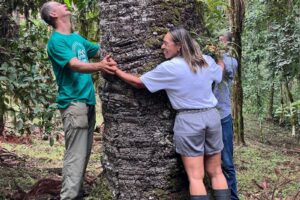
[212,189,231,200]
[190,195,209,200]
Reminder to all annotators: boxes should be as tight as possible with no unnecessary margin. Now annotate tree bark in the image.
[99,0,204,199]
[0,4,18,135]
[0,93,5,135]
[279,82,285,125]
[283,77,296,136]
[229,0,246,145]
[267,70,275,121]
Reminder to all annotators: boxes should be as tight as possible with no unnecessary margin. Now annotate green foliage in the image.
[242,0,300,131]
[196,36,237,65]
[65,0,100,40]
[0,0,102,138]
[3,139,64,161]
[2,0,49,19]
[198,0,229,36]
[236,145,300,199]
[0,20,58,135]
[195,0,237,61]
[243,1,269,116]
[266,20,299,79]
[275,100,300,125]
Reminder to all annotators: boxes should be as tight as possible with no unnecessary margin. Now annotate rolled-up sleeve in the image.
[140,61,177,93]
[205,55,223,83]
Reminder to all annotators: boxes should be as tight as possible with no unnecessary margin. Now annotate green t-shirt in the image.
[47,32,100,109]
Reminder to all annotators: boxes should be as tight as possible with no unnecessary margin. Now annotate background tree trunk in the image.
[267,70,275,121]
[283,77,296,136]
[0,94,5,135]
[99,0,204,199]
[0,2,18,135]
[229,0,246,145]
[279,83,285,125]
[0,5,8,136]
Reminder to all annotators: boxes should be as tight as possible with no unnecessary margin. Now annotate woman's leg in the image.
[181,155,206,195]
[205,153,228,189]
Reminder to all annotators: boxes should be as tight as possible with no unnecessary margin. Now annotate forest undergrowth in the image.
[0,115,299,200]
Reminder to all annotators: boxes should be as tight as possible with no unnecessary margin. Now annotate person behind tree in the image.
[214,32,239,200]
[40,1,117,199]
[112,27,231,200]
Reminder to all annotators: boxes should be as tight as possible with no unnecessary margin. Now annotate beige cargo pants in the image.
[59,102,95,200]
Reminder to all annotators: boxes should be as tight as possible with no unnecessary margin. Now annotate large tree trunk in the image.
[229,0,246,145]
[99,0,204,199]
[0,3,18,135]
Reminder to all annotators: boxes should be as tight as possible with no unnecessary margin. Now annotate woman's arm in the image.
[115,69,145,89]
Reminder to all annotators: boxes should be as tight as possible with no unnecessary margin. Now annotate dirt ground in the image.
[0,116,299,200]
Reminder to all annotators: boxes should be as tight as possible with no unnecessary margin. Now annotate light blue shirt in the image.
[213,54,238,119]
[140,55,222,110]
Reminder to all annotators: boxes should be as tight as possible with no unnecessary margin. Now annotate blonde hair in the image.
[169,27,208,73]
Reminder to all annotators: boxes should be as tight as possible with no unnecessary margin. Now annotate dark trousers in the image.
[221,114,239,200]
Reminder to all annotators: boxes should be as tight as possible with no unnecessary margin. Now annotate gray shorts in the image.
[173,108,223,157]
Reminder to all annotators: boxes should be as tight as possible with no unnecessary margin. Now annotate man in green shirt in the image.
[40,1,117,199]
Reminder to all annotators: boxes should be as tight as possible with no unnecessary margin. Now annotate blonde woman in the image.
[113,27,230,200]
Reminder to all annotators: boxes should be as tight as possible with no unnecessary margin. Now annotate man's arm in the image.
[217,59,225,71]
[68,55,117,74]
[93,48,109,59]
[223,56,237,81]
